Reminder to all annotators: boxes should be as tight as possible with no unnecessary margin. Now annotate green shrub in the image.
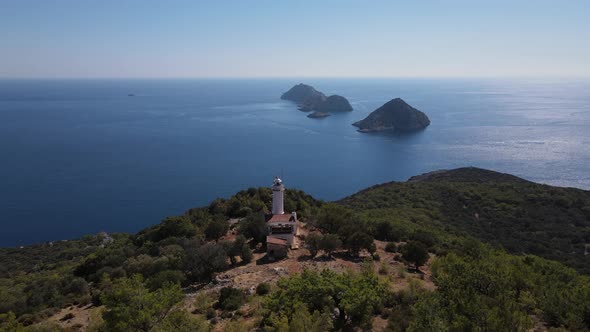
[137,216,196,244]
[410,230,437,248]
[146,270,186,290]
[240,244,253,264]
[385,242,397,253]
[185,243,228,281]
[204,220,229,241]
[218,287,245,311]
[264,269,385,329]
[151,310,209,332]
[101,275,183,332]
[256,282,271,295]
[205,308,216,320]
[230,235,253,264]
[0,311,24,332]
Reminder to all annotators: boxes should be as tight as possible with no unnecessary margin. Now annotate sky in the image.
[1,0,589,78]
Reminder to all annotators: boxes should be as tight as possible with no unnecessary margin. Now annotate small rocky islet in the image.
[306,111,331,119]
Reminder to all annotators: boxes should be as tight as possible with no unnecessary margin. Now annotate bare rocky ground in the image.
[43,304,103,332]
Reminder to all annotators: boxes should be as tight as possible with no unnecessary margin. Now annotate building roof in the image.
[266,236,288,245]
[265,214,295,223]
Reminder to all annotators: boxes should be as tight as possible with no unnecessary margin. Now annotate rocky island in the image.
[281,83,326,110]
[353,98,430,132]
[316,95,353,112]
[281,84,353,114]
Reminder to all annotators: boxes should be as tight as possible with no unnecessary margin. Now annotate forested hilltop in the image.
[1,168,589,332]
[342,167,590,274]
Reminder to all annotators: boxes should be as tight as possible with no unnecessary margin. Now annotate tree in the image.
[409,251,539,331]
[410,230,437,248]
[226,237,241,265]
[374,220,399,242]
[373,221,410,243]
[204,219,229,241]
[208,198,227,215]
[185,243,228,281]
[305,233,322,257]
[316,203,354,234]
[319,234,342,257]
[226,235,252,265]
[287,302,334,332]
[146,270,186,290]
[240,241,253,263]
[74,239,136,282]
[344,232,374,256]
[238,213,268,245]
[0,281,26,316]
[143,216,196,243]
[0,311,25,332]
[264,269,385,329]
[65,277,89,296]
[101,274,183,332]
[401,242,429,270]
[124,254,157,276]
[218,287,245,311]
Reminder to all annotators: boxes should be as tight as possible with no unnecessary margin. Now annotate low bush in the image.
[256,282,271,295]
[218,287,245,311]
[385,242,397,253]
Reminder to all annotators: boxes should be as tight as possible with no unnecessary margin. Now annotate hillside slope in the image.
[341,167,590,274]
[2,168,590,332]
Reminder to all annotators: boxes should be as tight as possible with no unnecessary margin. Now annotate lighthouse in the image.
[271,176,285,215]
[266,176,298,258]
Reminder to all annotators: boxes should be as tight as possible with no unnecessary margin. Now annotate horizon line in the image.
[1,75,590,81]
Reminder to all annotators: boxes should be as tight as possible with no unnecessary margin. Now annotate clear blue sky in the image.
[1,0,589,78]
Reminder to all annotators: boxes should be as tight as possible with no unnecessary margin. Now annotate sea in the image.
[1,78,590,247]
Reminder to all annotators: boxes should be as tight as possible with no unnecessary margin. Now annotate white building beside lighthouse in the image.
[266,176,299,258]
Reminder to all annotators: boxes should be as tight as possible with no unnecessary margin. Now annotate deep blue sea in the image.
[1,78,590,247]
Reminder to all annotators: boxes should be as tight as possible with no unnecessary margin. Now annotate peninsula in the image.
[1,168,589,331]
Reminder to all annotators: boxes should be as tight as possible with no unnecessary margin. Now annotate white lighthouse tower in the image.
[266,176,299,257]
[271,176,285,215]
